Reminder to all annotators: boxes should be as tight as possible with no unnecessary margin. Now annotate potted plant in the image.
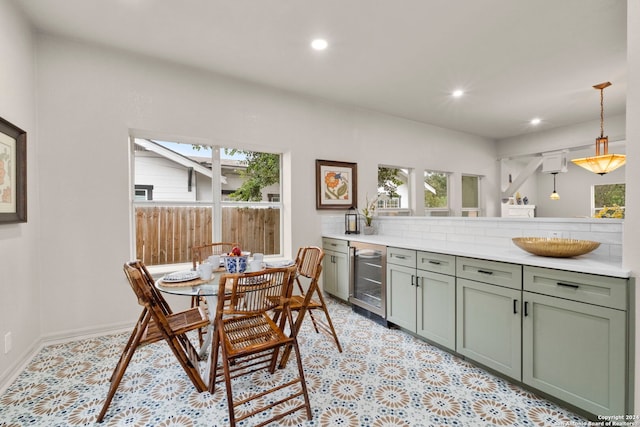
[361,194,379,234]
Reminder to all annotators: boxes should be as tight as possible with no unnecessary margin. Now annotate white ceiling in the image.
[14,0,627,140]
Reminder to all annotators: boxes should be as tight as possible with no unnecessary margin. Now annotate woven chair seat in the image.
[223,314,288,352]
[143,307,209,343]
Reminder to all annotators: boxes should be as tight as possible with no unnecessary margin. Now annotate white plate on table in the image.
[264,260,295,269]
[162,270,199,283]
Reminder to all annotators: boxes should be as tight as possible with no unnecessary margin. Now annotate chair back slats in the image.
[192,242,238,269]
[219,268,293,316]
[296,247,324,279]
[124,261,172,315]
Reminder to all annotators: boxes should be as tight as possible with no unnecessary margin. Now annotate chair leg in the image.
[191,296,206,346]
[306,307,321,333]
[97,315,149,422]
[314,291,343,353]
[290,334,313,420]
[220,349,237,427]
[209,323,222,393]
[108,311,146,382]
[158,332,206,393]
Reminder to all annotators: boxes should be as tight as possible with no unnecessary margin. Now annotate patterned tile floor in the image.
[0,297,587,426]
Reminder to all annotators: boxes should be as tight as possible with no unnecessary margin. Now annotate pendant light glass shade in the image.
[571,82,625,175]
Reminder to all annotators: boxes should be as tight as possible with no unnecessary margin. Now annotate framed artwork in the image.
[0,116,27,223]
[315,159,357,209]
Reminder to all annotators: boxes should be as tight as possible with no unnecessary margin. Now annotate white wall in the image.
[31,35,498,339]
[0,0,39,387]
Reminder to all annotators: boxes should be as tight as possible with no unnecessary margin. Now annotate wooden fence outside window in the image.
[135,206,280,266]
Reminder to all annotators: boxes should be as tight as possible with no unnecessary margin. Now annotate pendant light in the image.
[549,172,560,200]
[571,82,625,175]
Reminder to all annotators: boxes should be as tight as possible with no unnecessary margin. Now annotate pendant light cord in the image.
[599,87,605,139]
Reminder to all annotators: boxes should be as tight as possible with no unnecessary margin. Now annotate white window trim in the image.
[424,170,451,216]
[129,134,284,272]
[461,174,483,217]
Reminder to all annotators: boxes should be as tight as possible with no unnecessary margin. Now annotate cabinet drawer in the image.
[523,266,627,310]
[417,251,455,276]
[456,257,522,290]
[322,237,349,254]
[387,247,416,268]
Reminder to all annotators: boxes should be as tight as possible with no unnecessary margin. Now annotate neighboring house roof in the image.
[133,138,228,184]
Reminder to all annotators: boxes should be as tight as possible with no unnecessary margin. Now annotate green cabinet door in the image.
[323,249,350,301]
[456,278,522,379]
[417,271,456,350]
[522,291,626,416]
[322,250,338,296]
[333,250,350,301]
[386,263,416,331]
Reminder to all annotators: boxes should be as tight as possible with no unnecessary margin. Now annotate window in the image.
[377,165,411,215]
[134,185,154,201]
[131,138,282,267]
[461,174,481,217]
[424,171,449,216]
[593,183,625,218]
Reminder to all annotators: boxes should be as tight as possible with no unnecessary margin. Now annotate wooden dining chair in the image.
[191,242,239,270]
[191,242,238,343]
[209,266,312,427]
[96,260,209,423]
[275,246,342,368]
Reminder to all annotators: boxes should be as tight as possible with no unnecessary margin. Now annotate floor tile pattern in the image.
[0,298,586,426]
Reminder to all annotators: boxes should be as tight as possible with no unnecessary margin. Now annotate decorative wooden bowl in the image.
[512,237,600,258]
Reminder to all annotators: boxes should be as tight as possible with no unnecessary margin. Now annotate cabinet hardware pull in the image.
[513,299,518,314]
[411,275,415,286]
[477,269,494,275]
[395,255,407,259]
[524,301,529,317]
[557,282,580,289]
[428,260,441,265]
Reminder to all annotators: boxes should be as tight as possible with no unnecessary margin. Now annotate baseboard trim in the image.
[0,321,132,395]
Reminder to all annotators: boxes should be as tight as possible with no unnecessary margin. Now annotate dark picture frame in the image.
[0,116,27,223]
[315,159,357,210]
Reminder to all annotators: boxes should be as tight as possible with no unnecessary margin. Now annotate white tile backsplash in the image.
[321,215,623,259]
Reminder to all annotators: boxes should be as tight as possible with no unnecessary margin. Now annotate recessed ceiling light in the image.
[452,89,464,98]
[530,118,541,125]
[311,39,328,50]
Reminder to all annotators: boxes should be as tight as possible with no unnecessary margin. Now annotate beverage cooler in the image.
[349,242,387,324]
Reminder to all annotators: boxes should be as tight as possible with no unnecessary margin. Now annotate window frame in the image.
[377,165,412,216]
[461,174,482,217]
[591,182,625,218]
[130,136,284,269]
[424,170,450,216]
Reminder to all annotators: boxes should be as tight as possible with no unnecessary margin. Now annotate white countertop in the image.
[323,233,630,278]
